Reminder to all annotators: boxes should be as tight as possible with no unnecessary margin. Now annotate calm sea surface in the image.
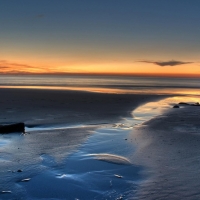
[0,74,199,95]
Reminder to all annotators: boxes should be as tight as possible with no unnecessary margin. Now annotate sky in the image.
[0,0,200,76]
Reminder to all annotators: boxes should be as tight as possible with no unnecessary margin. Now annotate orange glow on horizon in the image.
[0,59,199,78]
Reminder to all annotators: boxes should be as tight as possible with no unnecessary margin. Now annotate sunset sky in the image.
[0,0,200,76]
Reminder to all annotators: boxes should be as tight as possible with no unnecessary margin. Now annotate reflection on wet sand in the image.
[0,85,200,95]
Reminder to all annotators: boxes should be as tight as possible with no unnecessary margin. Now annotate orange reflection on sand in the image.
[0,85,129,94]
[132,96,200,124]
[170,96,200,103]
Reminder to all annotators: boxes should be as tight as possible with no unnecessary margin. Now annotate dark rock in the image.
[178,102,190,105]
[191,102,200,106]
[17,169,23,172]
[173,105,179,108]
[0,123,25,134]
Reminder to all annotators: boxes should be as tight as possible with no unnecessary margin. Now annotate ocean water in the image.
[0,74,199,95]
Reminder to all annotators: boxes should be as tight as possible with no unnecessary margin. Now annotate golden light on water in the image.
[0,85,199,96]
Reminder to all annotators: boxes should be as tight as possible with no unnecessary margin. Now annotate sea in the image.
[0,74,199,95]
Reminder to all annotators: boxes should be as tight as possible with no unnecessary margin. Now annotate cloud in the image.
[0,60,34,69]
[139,60,193,66]
[0,60,48,74]
[0,60,77,74]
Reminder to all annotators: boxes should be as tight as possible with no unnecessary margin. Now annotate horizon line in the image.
[0,72,200,78]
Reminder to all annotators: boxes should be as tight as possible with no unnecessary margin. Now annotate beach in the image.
[0,87,199,199]
[0,88,168,199]
[0,88,165,126]
[131,103,200,199]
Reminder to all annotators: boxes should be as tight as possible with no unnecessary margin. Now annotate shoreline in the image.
[1,88,197,199]
[0,88,169,126]
[0,88,171,199]
[131,100,200,199]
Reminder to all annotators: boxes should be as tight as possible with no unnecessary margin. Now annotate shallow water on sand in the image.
[0,96,199,199]
[23,129,141,200]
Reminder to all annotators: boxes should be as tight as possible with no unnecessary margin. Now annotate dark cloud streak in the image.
[0,60,45,70]
[0,60,50,74]
[139,60,193,66]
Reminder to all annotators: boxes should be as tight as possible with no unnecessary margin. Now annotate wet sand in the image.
[0,88,167,126]
[131,103,200,199]
[1,88,199,199]
[0,88,169,199]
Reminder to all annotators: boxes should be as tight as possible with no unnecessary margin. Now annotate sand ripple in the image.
[89,153,132,165]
